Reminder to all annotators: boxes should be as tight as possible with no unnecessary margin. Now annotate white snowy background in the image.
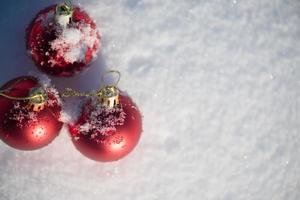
[0,0,299,199]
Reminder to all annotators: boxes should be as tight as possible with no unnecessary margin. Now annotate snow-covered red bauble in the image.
[27,3,100,77]
[0,76,63,150]
[68,90,142,162]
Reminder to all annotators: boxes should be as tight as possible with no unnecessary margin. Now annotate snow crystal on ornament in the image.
[27,5,101,76]
[8,81,61,128]
[9,102,38,128]
[49,22,99,64]
[45,87,62,106]
[77,99,126,143]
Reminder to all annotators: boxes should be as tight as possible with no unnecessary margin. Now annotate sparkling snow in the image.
[0,0,300,200]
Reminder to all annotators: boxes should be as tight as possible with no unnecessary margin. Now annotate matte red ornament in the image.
[26,3,100,77]
[68,94,142,162]
[0,76,63,150]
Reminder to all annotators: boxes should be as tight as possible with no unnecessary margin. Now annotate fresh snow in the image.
[0,0,300,200]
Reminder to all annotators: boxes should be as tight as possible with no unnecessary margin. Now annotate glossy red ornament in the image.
[26,4,100,77]
[69,94,142,162]
[0,76,63,150]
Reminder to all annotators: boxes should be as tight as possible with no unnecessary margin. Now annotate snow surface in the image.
[0,0,300,200]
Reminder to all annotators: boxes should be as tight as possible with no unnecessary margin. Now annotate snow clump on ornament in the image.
[26,3,100,77]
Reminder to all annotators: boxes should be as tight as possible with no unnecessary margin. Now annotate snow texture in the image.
[0,0,300,200]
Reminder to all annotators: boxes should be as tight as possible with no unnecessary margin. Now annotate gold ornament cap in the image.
[0,86,48,112]
[55,1,74,26]
[27,87,48,112]
[96,85,120,108]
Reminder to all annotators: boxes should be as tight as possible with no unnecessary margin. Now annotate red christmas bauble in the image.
[69,94,142,162]
[27,4,100,77]
[0,76,63,150]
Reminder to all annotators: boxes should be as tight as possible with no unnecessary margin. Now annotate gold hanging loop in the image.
[56,1,73,16]
[0,87,48,112]
[55,1,74,26]
[101,70,121,87]
[61,88,94,98]
[98,70,121,107]
[61,70,122,108]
